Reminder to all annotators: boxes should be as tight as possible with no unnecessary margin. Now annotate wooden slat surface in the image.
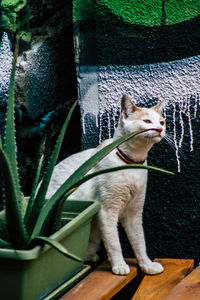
[162,265,200,300]
[132,258,194,300]
[59,258,139,300]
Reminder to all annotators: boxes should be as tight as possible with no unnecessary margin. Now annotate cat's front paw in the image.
[112,263,130,275]
[141,262,164,275]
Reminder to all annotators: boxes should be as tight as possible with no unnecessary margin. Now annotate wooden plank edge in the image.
[132,258,194,300]
[59,258,140,300]
[162,265,200,300]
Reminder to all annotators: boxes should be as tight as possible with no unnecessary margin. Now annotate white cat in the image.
[46,95,166,275]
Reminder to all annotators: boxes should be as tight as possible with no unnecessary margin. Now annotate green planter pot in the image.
[0,199,100,300]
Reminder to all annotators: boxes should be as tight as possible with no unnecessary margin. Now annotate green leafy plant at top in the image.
[0,38,174,262]
[0,0,31,41]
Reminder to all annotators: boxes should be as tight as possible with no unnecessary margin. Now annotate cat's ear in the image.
[153,101,165,113]
[121,95,139,119]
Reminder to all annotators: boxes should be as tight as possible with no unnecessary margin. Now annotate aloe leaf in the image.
[0,238,11,248]
[24,155,44,231]
[0,237,12,249]
[34,236,83,262]
[32,128,161,236]
[46,187,79,234]
[4,37,22,203]
[0,38,28,248]
[66,164,175,189]
[27,100,78,233]
[0,134,2,150]
[46,186,78,235]
[44,193,67,235]
[0,149,28,248]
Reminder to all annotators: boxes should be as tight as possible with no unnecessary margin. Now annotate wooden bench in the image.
[132,258,194,300]
[59,258,196,300]
[161,265,200,300]
[59,258,139,300]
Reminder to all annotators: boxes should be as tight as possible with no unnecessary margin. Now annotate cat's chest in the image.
[116,168,147,191]
[96,153,148,194]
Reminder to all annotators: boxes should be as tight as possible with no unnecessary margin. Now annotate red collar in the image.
[116,147,146,165]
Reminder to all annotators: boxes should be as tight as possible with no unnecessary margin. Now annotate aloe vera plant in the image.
[0,38,174,262]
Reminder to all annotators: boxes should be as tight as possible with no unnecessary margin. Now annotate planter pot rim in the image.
[0,199,100,260]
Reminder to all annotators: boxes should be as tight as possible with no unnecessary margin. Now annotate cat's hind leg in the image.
[99,207,130,275]
[85,216,101,262]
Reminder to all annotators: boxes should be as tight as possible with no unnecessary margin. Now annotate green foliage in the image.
[0,0,31,41]
[34,236,83,262]
[1,38,28,248]
[0,39,174,261]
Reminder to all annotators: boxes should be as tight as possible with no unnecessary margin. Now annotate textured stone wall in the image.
[74,1,200,264]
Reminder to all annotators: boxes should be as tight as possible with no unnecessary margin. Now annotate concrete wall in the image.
[74,1,200,264]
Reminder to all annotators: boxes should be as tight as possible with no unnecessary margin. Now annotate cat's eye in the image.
[143,119,152,124]
[160,120,165,126]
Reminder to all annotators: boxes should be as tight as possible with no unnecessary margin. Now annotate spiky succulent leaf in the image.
[67,164,174,188]
[0,134,2,150]
[43,193,67,235]
[34,236,83,262]
[0,237,11,249]
[24,155,44,232]
[4,38,22,199]
[0,149,28,248]
[0,38,28,248]
[45,187,79,235]
[27,100,78,234]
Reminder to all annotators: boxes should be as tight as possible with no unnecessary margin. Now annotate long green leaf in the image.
[24,155,44,231]
[68,164,175,189]
[4,37,23,203]
[27,100,78,233]
[44,193,67,235]
[0,134,2,150]
[32,128,163,236]
[0,149,28,248]
[34,236,83,262]
[0,38,28,248]
[0,237,12,249]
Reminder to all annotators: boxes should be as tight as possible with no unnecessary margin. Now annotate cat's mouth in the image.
[142,128,164,140]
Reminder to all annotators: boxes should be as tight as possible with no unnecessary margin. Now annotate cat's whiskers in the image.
[164,135,174,147]
[164,134,185,157]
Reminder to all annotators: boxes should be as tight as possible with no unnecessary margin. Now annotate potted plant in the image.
[0,37,174,300]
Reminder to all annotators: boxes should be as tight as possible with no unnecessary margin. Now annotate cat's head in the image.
[120,95,166,144]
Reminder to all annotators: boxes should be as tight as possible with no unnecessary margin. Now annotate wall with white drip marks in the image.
[74,1,200,264]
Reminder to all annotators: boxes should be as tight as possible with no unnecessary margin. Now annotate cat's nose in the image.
[157,128,163,132]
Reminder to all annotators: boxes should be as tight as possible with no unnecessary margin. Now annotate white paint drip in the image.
[107,111,112,138]
[194,93,199,118]
[172,102,181,172]
[186,96,194,152]
[178,102,184,149]
[82,114,86,135]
